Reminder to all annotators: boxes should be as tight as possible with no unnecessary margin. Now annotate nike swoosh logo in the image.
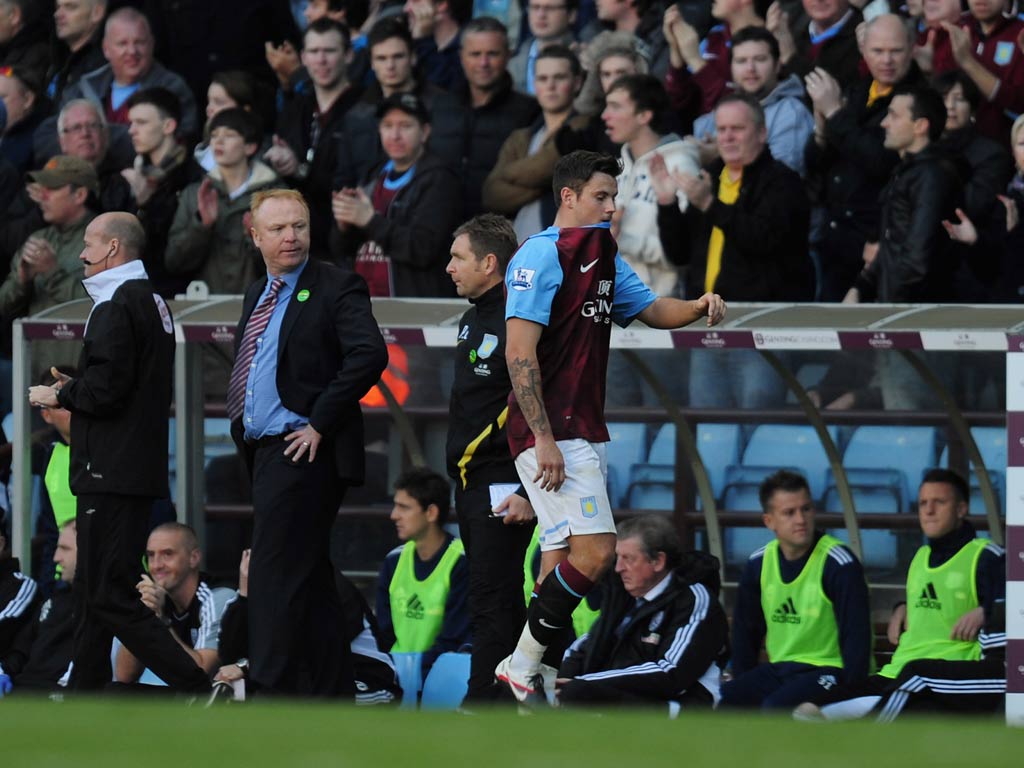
[579,259,599,273]
[538,618,561,629]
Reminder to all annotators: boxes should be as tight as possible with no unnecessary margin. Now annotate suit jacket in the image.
[230,259,388,485]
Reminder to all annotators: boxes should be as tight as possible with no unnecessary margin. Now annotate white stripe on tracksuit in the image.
[195,584,215,650]
[576,584,710,682]
[877,675,1007,723]
[0,575,37,621]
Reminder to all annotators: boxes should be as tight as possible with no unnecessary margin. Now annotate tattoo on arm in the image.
[508,356,552,437]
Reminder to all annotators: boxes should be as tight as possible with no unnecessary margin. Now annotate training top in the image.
[732,532,872,683]
[880,537,991,679]
[761,535,846,668]
[504,223,656,457]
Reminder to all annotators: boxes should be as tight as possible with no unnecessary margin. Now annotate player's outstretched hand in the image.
[693,292,726,326]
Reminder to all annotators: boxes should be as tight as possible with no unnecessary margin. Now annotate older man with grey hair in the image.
[555,515,729,711]
[13,100,133,270]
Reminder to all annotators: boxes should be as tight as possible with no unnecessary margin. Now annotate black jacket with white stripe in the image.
[0,557,40,676]
[559,551,729,706]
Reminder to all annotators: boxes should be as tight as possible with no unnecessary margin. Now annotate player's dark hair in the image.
[395,467,451,525]
[125,87,182,126]
[536,43,582,78]
[921,468,970,505]
[552,150,621,204]
[209,70,260,112]
[617,514,682,569]
[759,470,811,512]
[730,25,780,62]
[305,17,352,51]
[932,70,981,113]
[453,213,518,272]
[209,107,263,147]
[606,73,669,133]
[368,16,413,54]
[894,83,946,142]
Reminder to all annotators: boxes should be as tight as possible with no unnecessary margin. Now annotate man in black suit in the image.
[230,189,387,697]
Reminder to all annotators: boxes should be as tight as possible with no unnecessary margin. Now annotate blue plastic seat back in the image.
[695,423,742,502]
[842,426,937,509]
[420,652,471,710]
[740,425,838,501]
[605,422,648,507]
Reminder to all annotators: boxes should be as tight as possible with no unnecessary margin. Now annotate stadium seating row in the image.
[609,423,1006,570]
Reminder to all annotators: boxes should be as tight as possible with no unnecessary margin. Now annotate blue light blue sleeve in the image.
[611,254,657,327]
[504,236,564,326]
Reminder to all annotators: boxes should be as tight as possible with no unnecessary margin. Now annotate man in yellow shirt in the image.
[650,93,812,411]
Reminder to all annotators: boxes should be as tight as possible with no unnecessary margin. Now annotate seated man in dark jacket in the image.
[3,520,76,693]
[653,92,811,410]
[330,93,461,298]
[0,509,41,696]
[557,515,729,712]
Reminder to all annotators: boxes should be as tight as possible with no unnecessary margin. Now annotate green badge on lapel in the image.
[297,289,310,302]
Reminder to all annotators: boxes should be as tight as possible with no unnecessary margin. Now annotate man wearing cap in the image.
[0,155,96,321]
[330,92,462,298]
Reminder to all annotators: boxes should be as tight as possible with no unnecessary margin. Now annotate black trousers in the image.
[560,677,714,709]
[455,483,534,702]
[876,657,1006,722]
[247,439,353,697]
[70,494,210,693]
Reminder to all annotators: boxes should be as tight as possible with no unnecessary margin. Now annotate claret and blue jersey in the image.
[503,223,656,457]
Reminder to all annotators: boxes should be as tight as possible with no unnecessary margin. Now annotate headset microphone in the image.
[83,246,116,267]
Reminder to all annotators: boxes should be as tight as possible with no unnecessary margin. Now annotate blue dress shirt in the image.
[242,260,308,439]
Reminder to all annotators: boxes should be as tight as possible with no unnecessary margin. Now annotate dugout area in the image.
[8,300,1024,725]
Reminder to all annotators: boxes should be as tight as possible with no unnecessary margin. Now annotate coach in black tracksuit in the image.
[29,212,210,693]
[445,215,535,702]
[558,517,729,710]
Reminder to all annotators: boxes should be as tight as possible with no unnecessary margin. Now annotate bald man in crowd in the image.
[28,212,210,694]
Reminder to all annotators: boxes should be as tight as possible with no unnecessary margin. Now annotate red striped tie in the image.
[226,277,285,422]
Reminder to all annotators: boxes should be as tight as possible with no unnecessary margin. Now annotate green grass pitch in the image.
[4,698,1021,767]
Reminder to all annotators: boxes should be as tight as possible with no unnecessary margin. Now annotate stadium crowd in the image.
[0,0,1013,718]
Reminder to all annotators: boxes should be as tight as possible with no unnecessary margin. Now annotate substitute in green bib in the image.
[376,468,470,677]
[36,365,78,596]
[721,470,872,709]
[796,469,1006,721]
